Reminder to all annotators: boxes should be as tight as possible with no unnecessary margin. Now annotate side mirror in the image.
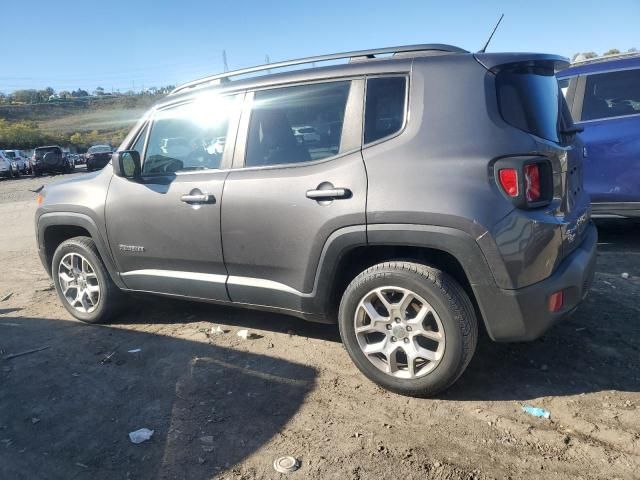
[113,150,141,179]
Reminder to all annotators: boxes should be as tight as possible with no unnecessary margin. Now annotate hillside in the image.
[0,95,161,149]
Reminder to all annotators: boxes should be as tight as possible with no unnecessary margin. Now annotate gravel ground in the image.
[0,170,638,480]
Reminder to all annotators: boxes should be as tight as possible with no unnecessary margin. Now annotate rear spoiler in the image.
[474,53,570,73]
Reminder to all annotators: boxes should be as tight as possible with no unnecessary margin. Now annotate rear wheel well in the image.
[329,245,482,327]
[43,226,92,274]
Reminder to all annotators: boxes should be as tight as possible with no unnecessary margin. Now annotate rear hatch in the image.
[477,53,591,261]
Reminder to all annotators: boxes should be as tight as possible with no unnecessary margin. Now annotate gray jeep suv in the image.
[35,44,597,396]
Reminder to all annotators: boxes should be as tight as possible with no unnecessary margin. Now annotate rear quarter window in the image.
[364,76,407,144]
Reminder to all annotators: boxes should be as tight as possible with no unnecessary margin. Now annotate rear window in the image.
[496,64,562,142]
[581,68,640,121]
[88,145,111,154]
[35,147,60,159]
[3,151,15,159]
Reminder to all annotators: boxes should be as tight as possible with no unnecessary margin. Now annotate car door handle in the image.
[306,188,351,200]
[180,193,215,204]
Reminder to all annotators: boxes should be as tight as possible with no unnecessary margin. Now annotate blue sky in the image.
[1,0,638,93]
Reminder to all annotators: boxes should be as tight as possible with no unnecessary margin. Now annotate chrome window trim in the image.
[576,111,640,125]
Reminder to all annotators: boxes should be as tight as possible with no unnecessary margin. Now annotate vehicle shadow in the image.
[0,314,316,480]
[447,219,640,401]
[120,296,342,343]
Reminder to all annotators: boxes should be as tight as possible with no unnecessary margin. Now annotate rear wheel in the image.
[52,236,125,323]
[338,261,477,397]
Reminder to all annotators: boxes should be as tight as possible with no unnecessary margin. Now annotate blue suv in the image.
[558,53,640,217]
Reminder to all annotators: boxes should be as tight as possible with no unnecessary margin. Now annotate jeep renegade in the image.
[35,44,597,396]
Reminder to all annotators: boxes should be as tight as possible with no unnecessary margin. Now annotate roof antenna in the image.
[478,14,504,53]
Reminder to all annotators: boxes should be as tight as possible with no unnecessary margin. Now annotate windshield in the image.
[3,151,16,159]
[496,63,563,142]
[88,145,111,154]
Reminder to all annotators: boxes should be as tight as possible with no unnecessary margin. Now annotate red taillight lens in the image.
[498,169,519,197]
[548,290,564,312]
[524,164,541,202]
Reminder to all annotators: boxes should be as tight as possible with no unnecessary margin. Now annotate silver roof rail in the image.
[170,44,467,95]
[571,51,640,66]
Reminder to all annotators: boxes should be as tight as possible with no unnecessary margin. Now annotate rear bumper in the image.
[475,222,598,341]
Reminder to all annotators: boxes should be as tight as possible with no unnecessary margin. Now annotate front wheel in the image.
[52,236,125,323]
[338,261,478,397]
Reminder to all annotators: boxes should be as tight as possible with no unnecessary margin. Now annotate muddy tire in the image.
[52,236,125,323]
[338,261,477,397]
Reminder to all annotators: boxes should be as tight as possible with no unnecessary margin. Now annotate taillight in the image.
[524,164,541,202]
[498,169,519,197]
[494,157,552,209]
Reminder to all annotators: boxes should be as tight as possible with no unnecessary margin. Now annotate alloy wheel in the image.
[354,286,445,379]
[57,252,101,313]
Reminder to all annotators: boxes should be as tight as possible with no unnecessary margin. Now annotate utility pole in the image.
[222,50,229,72]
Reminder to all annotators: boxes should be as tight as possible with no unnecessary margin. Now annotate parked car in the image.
[293,126,321,144]
[0,150,19,178]
[32,146,73,176]
[85,145,112,172]
[558,52,640,217]
[35,44,596,397]
[3,150,29,174]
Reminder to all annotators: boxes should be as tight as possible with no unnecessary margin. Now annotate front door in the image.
[221,80,367,312]
[105,93,243,300]
[575,68,640,205]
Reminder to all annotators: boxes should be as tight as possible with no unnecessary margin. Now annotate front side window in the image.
[245,81,350,167]
[143,94,240,175]
[364,76,407,144]
[581,68,640,121]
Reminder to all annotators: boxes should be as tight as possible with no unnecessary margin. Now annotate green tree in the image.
[603,48,621,56]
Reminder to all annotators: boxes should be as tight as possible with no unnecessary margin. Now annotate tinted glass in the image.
[582,68,640,121]
[4,151,15,159]
[496,64,561,142]
[143,94,240,175]
[88,145,111,153]
[364,77,407,144]
[245,82,350,167]
[35,147,60,159]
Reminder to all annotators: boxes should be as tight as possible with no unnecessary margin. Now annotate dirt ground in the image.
[0,170,638,480]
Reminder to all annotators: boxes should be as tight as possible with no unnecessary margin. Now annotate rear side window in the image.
[364,77,407,144]
[581,68,640,121]
[143,94,240,175]
[245,81,350,167]
[496,63,562,142]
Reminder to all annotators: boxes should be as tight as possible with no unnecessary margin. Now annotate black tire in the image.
[52,236,125,323]
[338,261,478,397]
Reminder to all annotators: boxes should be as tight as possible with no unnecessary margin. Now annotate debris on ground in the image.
[273,455,300,473]
[621,272,630,279]
[200,435,215,452]
[237,329,251,339]
[211,326,226,335]
[127,348,142,353]
[3,345,49,361]
[521,405,551,419]
[31,417,40,424]
[1,292,13,302]
[128,428,154,444]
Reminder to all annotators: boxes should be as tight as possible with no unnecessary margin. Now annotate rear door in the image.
[105,93,243,300]
[220,79,366,311]
[573,67,640,205]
